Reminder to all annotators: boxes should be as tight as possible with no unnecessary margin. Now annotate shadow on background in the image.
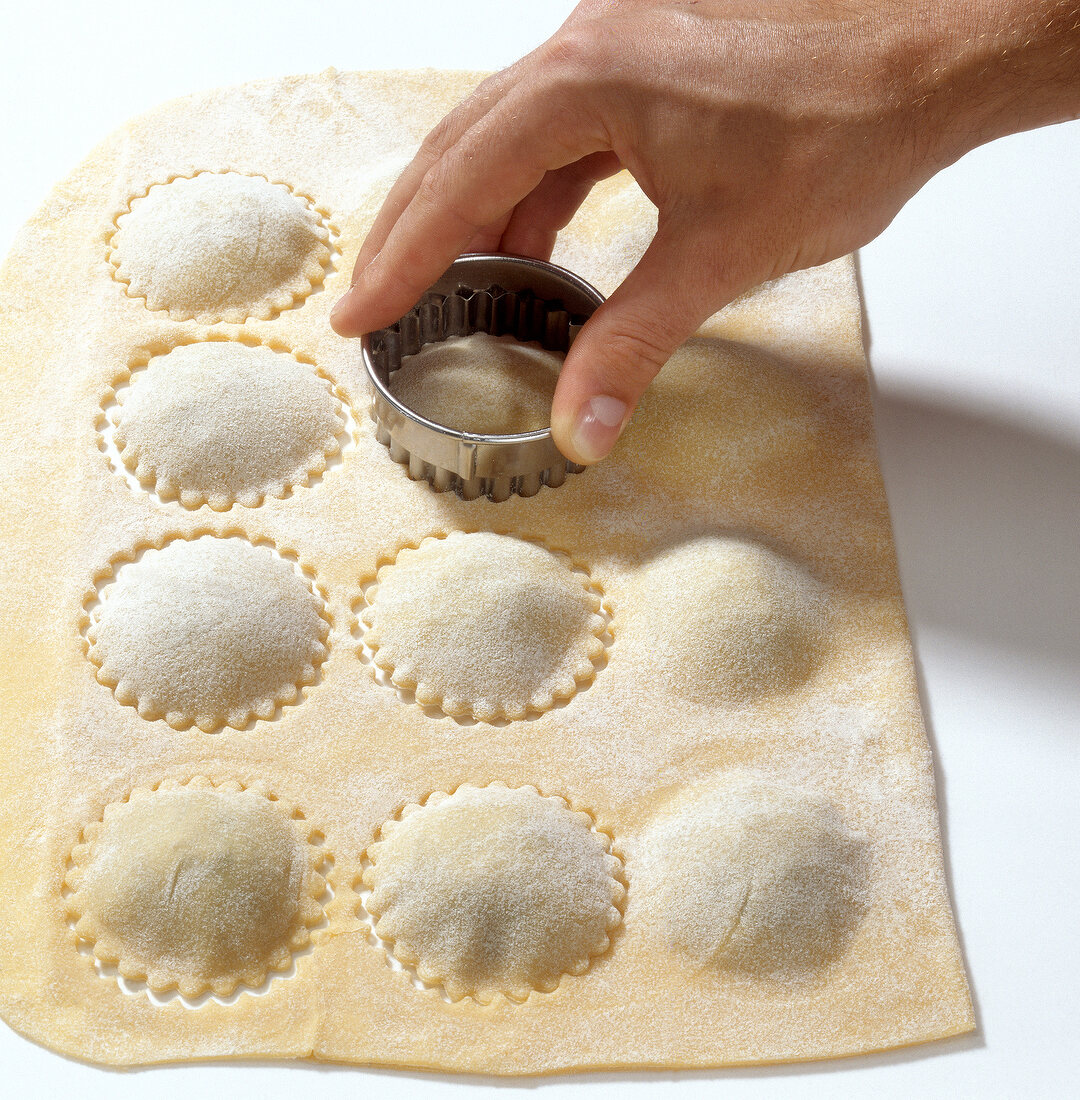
[871,389,1080,666]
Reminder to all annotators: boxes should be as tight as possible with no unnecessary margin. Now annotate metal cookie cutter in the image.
[361,253,604,502]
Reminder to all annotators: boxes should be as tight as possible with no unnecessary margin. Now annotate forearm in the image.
[639,0,1080,194]
[897,0,1080,170]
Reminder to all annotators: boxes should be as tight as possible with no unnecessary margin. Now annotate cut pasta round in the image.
[86,536,329,731]
[65,779,326,998]
[112,341,344,509]
[361,532,606,720]
[363,784,624,1002]
[109,172,332,322]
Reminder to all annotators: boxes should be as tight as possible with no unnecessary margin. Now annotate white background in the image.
[1,2,1077,1097]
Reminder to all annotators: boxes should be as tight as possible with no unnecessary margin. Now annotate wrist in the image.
[890,1,1080,170]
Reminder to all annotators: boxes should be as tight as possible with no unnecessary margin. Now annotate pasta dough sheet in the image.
[0,68,974,1073]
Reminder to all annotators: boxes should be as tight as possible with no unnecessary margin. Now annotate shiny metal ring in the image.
[361,253,604,502]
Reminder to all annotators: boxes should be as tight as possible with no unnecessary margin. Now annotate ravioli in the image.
[65,779,327,998]
[633,535,829,703]
[642,773,869,978]
[109,171,333,322]
[363,785,624,1002]
[361,531,607,720]
[85,536,329,731]
[111,340,345,509]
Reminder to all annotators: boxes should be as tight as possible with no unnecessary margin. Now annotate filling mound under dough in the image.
[110,172,331,322]
[363,784,624,1002]
[86,536,329,731]
[388,333,563,434]
[361,531,606,721]
[66,782,324,998]
[113,341,343,509]
[643,773,869,978]
[637,535,829,703]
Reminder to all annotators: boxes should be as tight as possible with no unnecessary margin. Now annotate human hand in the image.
[331,0,1080,465]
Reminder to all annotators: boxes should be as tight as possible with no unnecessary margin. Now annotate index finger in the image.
[349,70,515,280]
[331,86,607,337]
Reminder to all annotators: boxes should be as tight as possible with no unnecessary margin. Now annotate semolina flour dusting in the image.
[0,68,972,1072]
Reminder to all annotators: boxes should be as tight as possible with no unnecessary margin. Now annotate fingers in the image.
[348,69,515,281]
[550,221,751,465]
[465,209,516,256]
[332,87,606,337]
[499,151,622,260]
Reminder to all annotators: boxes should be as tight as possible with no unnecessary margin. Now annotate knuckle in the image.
[418,113,456,160]
[416,154,456,205]
[594,321,677,392]
[545,98,593,153]
[472,66,517,105]
[472,72,503,99]
[421,72,511,161]
[416,156,480,231]
[537,23,606,81]
[526,30,612,156]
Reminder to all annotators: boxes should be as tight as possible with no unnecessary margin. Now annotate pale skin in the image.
[331,0,1080,465]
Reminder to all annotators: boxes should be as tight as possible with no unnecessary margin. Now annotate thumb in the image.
[550,222,731,465]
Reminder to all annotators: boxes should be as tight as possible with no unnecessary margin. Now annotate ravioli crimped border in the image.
[104,168,339,323]
[355,780,628,1005]
[62,775,333,1003]
[351,528,614,723]
[78,528,333,732]
[94,331,358,510]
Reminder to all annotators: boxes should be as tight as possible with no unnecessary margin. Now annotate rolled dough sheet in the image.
[0,68,974,1072]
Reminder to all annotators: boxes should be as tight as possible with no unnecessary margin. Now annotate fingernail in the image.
[570,395,628,464]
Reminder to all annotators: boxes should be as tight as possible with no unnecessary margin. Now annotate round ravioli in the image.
[361,532,606,720]
[364,785,624,1001]
[637,535,828,703]
[110,172,332,322]
[66,780,326,997]
[86,536,328,731]
[644,773,868,978]
[389,333,562,434]
[112,342,344,509]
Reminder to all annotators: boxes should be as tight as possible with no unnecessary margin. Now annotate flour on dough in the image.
[85,536,329,731]
[388,333,562,434]
[65,779,326,999]
[360,531,607,721]
[0,68,974,1072]
[109,172,332,322]
[363,784,624,1002]
[634,535,829,703]
[111,341,345,510]
[642,773,868,978]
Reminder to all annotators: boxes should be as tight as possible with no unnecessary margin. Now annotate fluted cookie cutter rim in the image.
[360,253,605,501]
